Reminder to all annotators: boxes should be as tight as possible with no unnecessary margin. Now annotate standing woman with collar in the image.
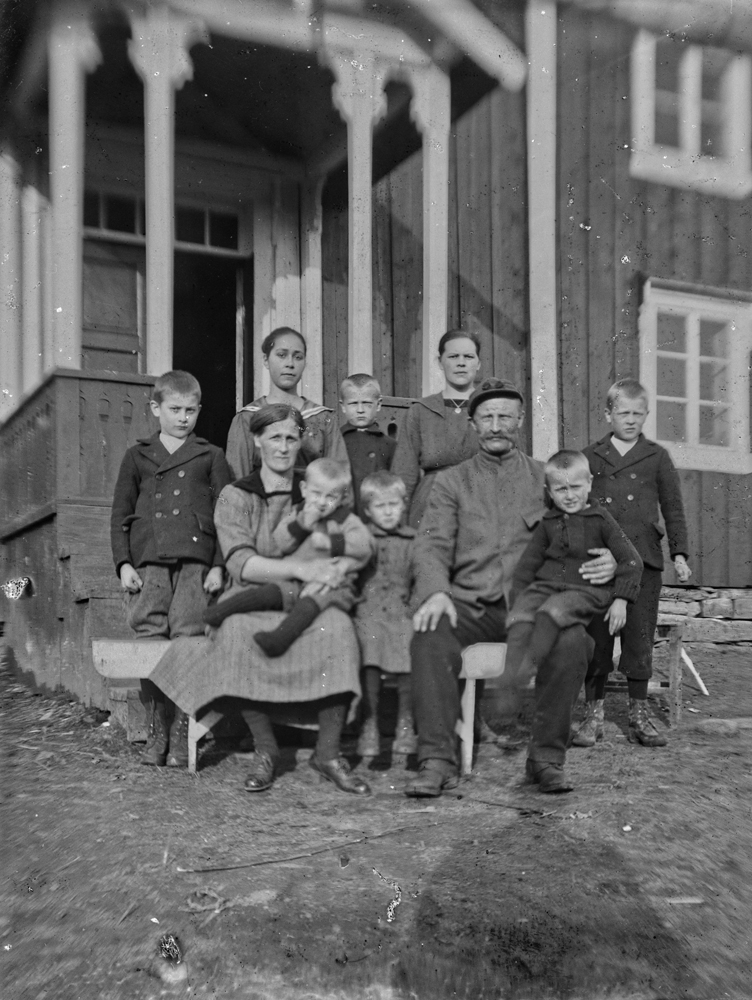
[226,327,348,480]
[392,330,482,528]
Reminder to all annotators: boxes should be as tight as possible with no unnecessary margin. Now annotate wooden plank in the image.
[489,86,528,409]
[699,195,728,290]
[586,27,620,440]
[726,474,752,587]
[446,128,461,331]
[372,175,394,394]
[699,470,729,587]
[557,8,591,448]
[389,150,423,398]
[321,194,348,407]
[677,468,702,584]
[57,503,119,599]
[456,97,494,369]
[672,189,700,283]
[612,23,641,382]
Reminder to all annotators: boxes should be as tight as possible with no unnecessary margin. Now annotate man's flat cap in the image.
[468,378,524,417]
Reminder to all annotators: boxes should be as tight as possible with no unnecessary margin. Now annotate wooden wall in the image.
[321,84,530,446]
[557,8,752,586]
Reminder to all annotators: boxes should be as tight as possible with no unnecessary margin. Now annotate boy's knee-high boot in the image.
[141,692,168,766]
[166,705,190,768]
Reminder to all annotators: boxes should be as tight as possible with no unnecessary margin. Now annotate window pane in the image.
[699,319,728,358]
[83,191,100,228]
[657,356,686,397]
[657,312,686,352]
[700,359,730,402]
[699,404,729,447]
[702,48,731,102]
[657,400,687,442]
[176,206,205,244]
[104,195,137,234]
[655,38,682,92]
[655,91,680,147]
[209,212,238,250]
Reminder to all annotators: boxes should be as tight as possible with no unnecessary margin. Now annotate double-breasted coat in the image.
[110,432,231,574]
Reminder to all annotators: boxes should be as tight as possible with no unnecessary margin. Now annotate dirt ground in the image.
[2,643,752,1000]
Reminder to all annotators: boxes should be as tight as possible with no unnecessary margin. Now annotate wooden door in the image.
[82,242,145,372]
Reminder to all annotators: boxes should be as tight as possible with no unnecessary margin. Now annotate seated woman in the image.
[148,404,369,796]
[226,327,348,479]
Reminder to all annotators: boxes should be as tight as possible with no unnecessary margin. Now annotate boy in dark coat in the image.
[339,373,396,517]
[576,378,691,748]
[504,450,642,686]
[111,370,231,767]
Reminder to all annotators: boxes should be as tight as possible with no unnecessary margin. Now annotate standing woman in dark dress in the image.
[392,330,482,528]
[226,327,348,480]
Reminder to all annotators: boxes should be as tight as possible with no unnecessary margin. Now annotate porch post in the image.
[300,177,325,401]
[21,176,43,393]
[128,6,207,376]
[48,4,101,369]
[408,65,451,397]
[525,0,559,459]
[325,50,387,374]
[0,148,22,420]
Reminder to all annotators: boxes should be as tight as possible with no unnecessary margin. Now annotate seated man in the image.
[407,378,615,796]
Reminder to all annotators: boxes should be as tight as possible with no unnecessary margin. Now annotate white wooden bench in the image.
[92,638,221,773]
[456,643,507,775]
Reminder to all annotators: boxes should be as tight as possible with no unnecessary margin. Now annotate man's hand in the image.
[203,566,224,594]
[119,564,143,593]
[674,555,692,583]
[605,597,627,635]
[412,592,457,632]
[579,548,617,586]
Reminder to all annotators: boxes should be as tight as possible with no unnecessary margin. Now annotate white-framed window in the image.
[630,30,752,198]
[639,279,752,474]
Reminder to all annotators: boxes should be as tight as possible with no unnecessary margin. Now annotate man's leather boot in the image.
[141,698,168,766]
[628,698,667,747]
[571,699,605,747]
[166,707,190,767]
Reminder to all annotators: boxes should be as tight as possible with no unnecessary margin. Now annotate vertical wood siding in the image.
[557,9,752,585]
[321,86,529,433]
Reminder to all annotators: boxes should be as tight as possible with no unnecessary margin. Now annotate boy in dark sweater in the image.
[339,373,396,517]
[111,370,231,767]
[504,450,643,690]
[576,378,691,748]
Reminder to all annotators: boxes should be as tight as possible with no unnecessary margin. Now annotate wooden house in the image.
[0,0,750,704]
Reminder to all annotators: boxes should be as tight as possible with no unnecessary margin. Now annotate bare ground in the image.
[2,643,752,1000]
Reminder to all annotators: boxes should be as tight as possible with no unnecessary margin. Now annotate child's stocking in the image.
[362,666,381,720]
[254,597,320,657]
[203,583,283,627]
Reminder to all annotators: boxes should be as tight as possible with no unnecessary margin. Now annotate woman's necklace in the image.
[445,397,468,415]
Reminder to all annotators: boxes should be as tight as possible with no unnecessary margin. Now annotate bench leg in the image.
[187,710,223,773]
[666,628,683,728]
[457,679,475,776]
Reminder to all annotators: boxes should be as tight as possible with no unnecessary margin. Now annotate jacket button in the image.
[173,489,180,496]
[630,473,637,479]
[178,470,186,478]
[627,494,634,501]
[172,508,180,515]
[156,474,163,480]
[605,497,612,503]
[156,512,162,518]
[609,475,615,480]
[155,492,162,499]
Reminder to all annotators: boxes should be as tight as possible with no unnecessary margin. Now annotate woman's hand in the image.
[295,557,348,589]
[579,548,617,586]
[203,567,224,594]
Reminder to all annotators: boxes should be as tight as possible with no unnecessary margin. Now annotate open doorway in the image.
[173,251,253,449]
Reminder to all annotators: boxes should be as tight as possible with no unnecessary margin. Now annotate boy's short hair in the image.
[544,449,591,483]
[340,373,381,398]
[153,370,201,403]
[606,377,649,411]
[359,471,407,507]
[305,457,352,491]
